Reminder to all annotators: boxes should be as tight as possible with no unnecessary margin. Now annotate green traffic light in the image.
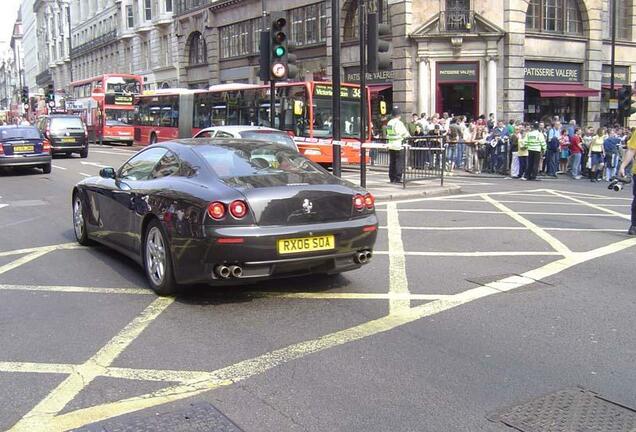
[274,46,286,58]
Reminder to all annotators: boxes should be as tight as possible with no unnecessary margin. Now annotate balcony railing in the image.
[439,10,474,33]
[70,29,118,59]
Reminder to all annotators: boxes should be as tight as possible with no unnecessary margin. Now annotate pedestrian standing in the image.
[604,129,621,181]
[510,125,521,177]
[407,113,420,135]
[569,127,583,179]
[517,125,529,179]
[546,122,561,177]
[386,107,410,184]
[559,128,570,174]
[588,127,606,182]
[522,122,546,181]
[618,129,636,236]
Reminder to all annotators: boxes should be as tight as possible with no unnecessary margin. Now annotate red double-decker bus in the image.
[132,81,371,166]
[69,74,143,146]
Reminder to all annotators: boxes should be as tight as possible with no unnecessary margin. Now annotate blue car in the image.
[0,126,52,174]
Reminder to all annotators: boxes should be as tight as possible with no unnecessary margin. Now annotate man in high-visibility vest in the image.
[521,122,546,181]
[386,107,410,183]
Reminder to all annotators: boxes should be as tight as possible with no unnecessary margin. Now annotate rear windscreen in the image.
[238,131,297,150]
[197,145,323,179]
[51,117,84,131]
[0,127,41,140]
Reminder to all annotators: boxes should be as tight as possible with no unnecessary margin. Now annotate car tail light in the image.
[364,193,375,209]
[0,143,4,155]
[207,201,226,220]
[353,194,365,211]
[229,200,248,219]
[42,140,51,153]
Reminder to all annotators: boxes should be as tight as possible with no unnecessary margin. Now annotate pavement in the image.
[1,143,636,432]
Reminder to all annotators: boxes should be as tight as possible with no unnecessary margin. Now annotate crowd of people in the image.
[386,111,635,183]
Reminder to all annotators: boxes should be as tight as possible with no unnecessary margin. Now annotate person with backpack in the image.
[386,107,410,183]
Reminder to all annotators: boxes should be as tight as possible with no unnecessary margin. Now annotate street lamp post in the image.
[610,0,617,126]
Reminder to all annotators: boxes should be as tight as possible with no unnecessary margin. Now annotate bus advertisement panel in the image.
[69,74,142,146]
[132,81,371,166]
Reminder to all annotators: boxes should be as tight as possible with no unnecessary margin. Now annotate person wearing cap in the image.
[386,106,410,183]
[521,122,546,181]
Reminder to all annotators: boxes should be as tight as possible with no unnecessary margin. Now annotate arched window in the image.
[188,32,207,66]
[526,0,583,35]
[343,0,391,41]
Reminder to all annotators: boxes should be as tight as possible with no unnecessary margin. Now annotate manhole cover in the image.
[73,402,244,432]
[488,387,636,432]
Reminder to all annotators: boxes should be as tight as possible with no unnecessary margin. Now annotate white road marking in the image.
[378,226,626,233]
[374,251,561,257]
[387,202,410,314]
[92,150,137,156]
[378,208,622,217]
[78,172,91,177]
[547,190,631,221]
[52,165,67,170]
[80,161,109,168]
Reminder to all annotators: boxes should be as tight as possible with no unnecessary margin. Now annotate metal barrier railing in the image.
[402,136,446,187]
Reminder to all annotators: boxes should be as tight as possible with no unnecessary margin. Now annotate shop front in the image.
[435,62,479,119]
[524,61,598,126]
[344,66,393,133]
[600,64,630,126]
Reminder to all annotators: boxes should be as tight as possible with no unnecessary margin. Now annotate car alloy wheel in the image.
[73,196,84,240]
[146,226,166,287]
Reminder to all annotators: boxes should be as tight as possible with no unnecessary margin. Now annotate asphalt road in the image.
[1,145,635,432]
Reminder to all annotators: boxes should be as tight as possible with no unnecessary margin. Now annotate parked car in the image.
[37,115,89,158]
[0,125,52,174]
[193,126,299,152]
[72,139,377,295]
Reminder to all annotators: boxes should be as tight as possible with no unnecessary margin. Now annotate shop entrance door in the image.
[437,83,477,119]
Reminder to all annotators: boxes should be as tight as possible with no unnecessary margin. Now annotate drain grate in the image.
[488,387,636,432]
[73,402,244,432]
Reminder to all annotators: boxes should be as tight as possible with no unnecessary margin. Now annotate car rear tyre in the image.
[80,146,88,158]
[73,193,91,246]
[144,221,177,296]
[42,163,51,174]
[127,141,133,147]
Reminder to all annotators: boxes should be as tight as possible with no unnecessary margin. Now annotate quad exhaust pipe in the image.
[215,264,243,279]
[354,250,373,265]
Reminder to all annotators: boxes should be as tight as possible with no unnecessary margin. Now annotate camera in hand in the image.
[608,175,632,192]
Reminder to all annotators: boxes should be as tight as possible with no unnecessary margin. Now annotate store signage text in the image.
[314,85,361,99]
[437,62,478,82]
[344,69,394,84]
[524,61,582,83]
[601,65,630,85]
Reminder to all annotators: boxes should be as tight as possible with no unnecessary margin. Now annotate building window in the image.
[126,5,134,28]
[188,32,207,65]
[289,2,327,46]
[219,19,260,59]
[144,0,152,21]
[525,0,583,35]
[160,34,171,66]
[605,0,632,40]
[165,0,173,13]
[344,0,391,40]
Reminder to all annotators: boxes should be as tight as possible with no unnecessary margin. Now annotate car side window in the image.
[151,150,180,179]
[215,131,233,138]
[197,131,215,138]
[119,148,167,181]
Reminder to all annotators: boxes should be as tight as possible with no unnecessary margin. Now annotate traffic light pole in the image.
[331,0,342,177]
[359,0,367,189]
[610,0,617,126]
[270,81,276,127]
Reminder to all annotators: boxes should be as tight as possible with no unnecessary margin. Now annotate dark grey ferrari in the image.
[72,139,378,295]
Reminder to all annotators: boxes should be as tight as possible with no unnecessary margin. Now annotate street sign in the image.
[47,100,56,108]
[23,103,30,111]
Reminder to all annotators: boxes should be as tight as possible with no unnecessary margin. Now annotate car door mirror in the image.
[99,167,116,179]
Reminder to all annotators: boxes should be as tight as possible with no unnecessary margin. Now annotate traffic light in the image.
[367,12,391,73]
[619,84,636,117]
[286,41,298,80]
[258,30,271,83]
[21,86,29,104]
[269,12,289,81]
[46,83,55,104]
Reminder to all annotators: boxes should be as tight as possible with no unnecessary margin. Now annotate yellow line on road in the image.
[252,292,451,301]
[379,226,529,231]
[0,250,52,276]
[0,362,74,375]
[46,236,636,431]
[0,284,152,296]
[481,194,572,256]
[0,243,84,258]
[548,190,631,221]
[386,202,410,314]
[9,297,174,432]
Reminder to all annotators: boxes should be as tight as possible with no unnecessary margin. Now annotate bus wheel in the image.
[150,133,157,145]
[127,141,133,147]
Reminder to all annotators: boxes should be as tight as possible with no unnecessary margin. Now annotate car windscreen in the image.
[50,117,84,131]
[0,127,41,140]
[197,145,324,179]
[238,131,297,150]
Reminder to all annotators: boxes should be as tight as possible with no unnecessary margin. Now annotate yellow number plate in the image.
[61,138,76,143]
[277,235,335,255]
[13,145,34,152]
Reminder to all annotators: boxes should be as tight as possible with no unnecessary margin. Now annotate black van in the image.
[37,115,89,158]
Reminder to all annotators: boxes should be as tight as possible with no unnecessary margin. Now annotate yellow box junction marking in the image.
[386,202,410,314]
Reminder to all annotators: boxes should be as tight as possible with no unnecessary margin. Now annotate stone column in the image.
[390,0,416,113]
[502,0,526,122]
[585,0,603,128]
[487,56,497,118]
[417,57,429,115]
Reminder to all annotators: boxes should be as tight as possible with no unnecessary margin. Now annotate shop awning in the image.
[525,83,599,98]
[601,83,624,90]
[368,84,392,93]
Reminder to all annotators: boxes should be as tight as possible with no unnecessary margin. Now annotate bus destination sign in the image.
[314,85,361,99]
[106,94,134,106]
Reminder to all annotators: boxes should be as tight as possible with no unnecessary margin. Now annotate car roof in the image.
[198,125,285,134]
[0,125,38,130]
[159,138,294,151]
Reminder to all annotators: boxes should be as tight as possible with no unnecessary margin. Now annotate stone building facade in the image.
[173,0,636,128]
[69,0,179,91]
[33,0,72,94]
